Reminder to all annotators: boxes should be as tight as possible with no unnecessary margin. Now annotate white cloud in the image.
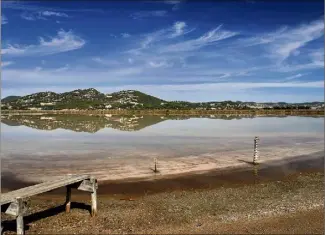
[168,21,194,38]
[148,60,173,68]
[124,18,322,79]
[1,61,14,67]
[92,57,121,66]
[20,12,36,21]
[164,66,262,79]
[238,26,288,47]
[120,81,324,92]
[20,10,68,21]
[239,19,324,63]
[284,73,306,80]
[92,57,104,63]
[3,64,322,90]
[2,29,85,57]
[309,49,324,65]
[2,45,26,55]
[276,48,324,72]
[121,33,131,38]
[131,10,167,19]
[34,67,42,72]
[41,11,68,17]
[163,0,184,11]
[20,12,47,21]
[164,0,182,4]
[2,67,145,88]
[127,21,195,54]
[55,64,70,72]
[275,19,323,62]
[3,1,103,13]
[278,62,323,72]
[2,15,8,24]
[172,22,186,36]
[136,29,166,50]
[160,25,238,53]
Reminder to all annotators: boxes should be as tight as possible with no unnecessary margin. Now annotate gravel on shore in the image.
[1,172,324,234]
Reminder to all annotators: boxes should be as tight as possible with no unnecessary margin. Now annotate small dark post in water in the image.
[65,186,71,213]
[154,157,158,173]
[253,136,259,165]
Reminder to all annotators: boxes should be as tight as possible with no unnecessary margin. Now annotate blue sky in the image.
[1,0,324,102]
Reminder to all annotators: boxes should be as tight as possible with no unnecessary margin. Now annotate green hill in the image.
[1,96,21,103]
[1,88,324,110]
[1,89,166,110]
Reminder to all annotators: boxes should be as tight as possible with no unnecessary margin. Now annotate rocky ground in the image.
[2,172,324,234]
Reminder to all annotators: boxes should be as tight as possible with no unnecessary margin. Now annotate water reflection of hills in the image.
[0,114,315,133]
[1,115,164,133]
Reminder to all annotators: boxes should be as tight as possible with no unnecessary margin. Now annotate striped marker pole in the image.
[253,165,259,178]
[253,136,259,165]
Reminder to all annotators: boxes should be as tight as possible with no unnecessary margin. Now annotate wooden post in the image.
[253,136,259,165]
[90,177,97,217]
[154,157,158,173]
[65,186,71,213]
[16,197,24,235]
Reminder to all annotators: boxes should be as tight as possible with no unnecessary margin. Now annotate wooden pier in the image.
[1,174,98,235]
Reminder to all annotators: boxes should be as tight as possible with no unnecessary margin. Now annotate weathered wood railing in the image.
[1,174,98,235]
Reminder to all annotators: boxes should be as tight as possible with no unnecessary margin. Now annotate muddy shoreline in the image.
[2,150,323,197]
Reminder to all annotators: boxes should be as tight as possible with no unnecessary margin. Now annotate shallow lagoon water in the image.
[1,114,324,182]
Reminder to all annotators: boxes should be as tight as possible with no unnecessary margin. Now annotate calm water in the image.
[1,114,323,158]
[1,114,324,184]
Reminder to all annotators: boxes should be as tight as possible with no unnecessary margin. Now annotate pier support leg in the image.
[65,186,71,213]
[90,177,97,217]
[16,198,24,235]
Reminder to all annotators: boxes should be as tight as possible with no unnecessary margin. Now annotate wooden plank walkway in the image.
[1,174,98,235]
[1,174,90,205]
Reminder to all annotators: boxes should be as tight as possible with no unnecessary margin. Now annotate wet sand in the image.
[96,150,324,197]
[1,140,323,186]
[2,150,324,196]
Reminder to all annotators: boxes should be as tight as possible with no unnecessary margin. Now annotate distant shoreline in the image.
[1,109,324,116]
